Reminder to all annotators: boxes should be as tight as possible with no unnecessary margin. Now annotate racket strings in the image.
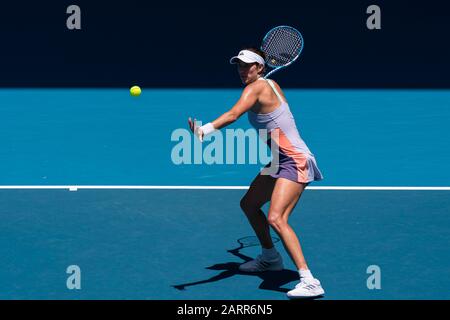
[262,27,303,67]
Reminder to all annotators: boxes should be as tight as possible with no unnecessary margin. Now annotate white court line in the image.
[0,185,449,191]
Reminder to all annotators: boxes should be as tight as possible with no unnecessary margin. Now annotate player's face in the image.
[237,61,260,84]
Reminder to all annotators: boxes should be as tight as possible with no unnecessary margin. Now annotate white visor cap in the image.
[230,50,265,66]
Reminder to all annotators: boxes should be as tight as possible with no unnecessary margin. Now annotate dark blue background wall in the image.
[0,0,449,87]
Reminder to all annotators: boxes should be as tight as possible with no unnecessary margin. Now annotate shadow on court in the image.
[172,244,319,297]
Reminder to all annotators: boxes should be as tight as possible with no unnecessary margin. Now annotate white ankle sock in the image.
[299,269,313,279]
[261,247,278,260]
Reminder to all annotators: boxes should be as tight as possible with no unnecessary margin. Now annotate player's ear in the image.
[257,63,264,75]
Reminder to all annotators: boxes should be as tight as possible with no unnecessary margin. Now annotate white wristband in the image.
[200,122,215,136]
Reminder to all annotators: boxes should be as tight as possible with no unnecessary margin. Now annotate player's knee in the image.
[240,196,259,216]
[268,211,286,230]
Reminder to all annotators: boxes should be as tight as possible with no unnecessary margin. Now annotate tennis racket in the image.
[261,25,304,79]
[228,236,280,253]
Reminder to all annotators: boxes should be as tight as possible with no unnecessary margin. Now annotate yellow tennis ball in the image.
[130,86,141,97]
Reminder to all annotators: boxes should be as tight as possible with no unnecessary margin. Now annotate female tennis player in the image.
[188,48,324,299]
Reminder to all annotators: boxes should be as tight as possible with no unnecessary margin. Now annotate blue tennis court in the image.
[0,89,449,299]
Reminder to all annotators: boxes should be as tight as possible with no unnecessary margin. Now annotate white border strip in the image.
[0,185,449,191]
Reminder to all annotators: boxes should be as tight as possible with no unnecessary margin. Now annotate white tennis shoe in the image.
[287,278,325,299]
[238,254,284,272]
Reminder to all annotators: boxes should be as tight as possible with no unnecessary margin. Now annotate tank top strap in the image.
[258,77,284,103]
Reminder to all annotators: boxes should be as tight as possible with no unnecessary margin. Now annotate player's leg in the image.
[240,173,276,249]
[267,178,307,269]
[238,173,283,272]
[267,178,324,298]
